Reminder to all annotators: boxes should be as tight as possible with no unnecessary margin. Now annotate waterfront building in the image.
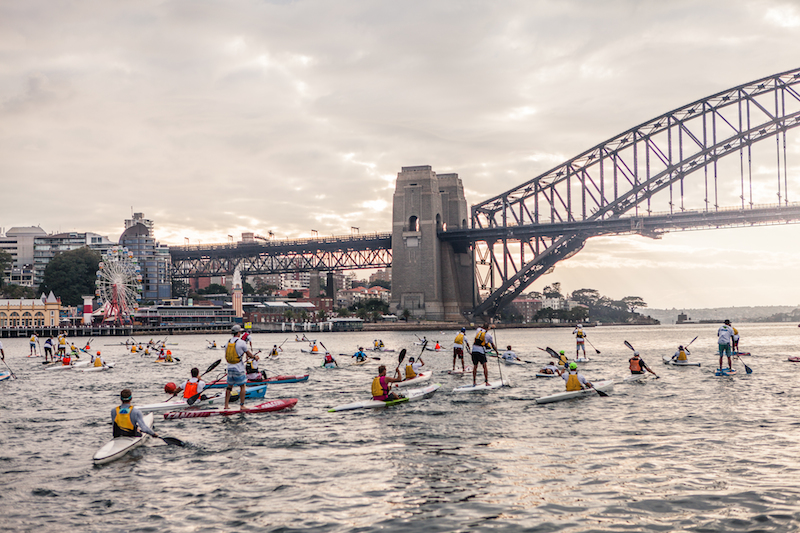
[124,212,155,236]
[0,226,47,284]
[510,297,543,323]
[0,292,61,328]
[134,304,234,327]
[33,232,115,285]
[119,223,171,302]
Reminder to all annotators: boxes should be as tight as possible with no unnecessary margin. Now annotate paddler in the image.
[322,352,338,368]
[92,351,106,368]
[404,355,424,380]
[43,336,54,362]
[372,365,403,401]
[553,350,569,367]
[112,389,158,438]
[69,343,80,359]
[61,351,72,366]
[717,319,735,370]
[173,368,208,401]
[539,362,562,375]
[269,344,280,358]
[573,325,587,358]
[225,324,255,410]
[29,333,38,356]
[310,341,319,353]
[732,325,740,353]
[501,345,520,363]
[164,350,174,363]
[453,327,470,372]
[246,354,264,380]
[353,347,367,363]
[156,347,166,361]
[57,333,67,356]
[434,341,442,351]
[131,344,138,354]
[0,339,5,361]
[629,351,658,377]
[471,323,498,387]
[210,340,217,349]
[373,339,379,350]
[563,362,593,391]
[671,345,691,362]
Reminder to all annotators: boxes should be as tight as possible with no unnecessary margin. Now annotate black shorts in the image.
[471,351,487,365]
[454,347,463,359]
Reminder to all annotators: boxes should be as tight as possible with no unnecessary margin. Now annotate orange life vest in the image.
[184,379,199,399]
[629,357,642,372]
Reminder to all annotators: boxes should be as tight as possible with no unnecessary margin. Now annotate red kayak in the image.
[162,398,298,419]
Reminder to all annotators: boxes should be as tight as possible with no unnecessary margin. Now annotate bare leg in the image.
[452,354,456,371]
[718,356,723,370]
[225,387,232,409]
[483,362,489,386]
[472,361,478,386]
[728,356,733,369]
[240,385,246,407]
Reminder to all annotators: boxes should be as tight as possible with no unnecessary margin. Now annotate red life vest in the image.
[184,379,199,399]
[629,357,642,372]
[324,354,334,364]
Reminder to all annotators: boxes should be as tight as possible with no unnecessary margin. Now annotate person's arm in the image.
[131,408,157,437]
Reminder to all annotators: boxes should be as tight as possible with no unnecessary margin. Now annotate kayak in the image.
[452,380,505,393]
[300,349,321,354]
[662,355,701,367]
[139,386,268,412]
[350,359,370,366]
[204,375,310,388]
[535,372,560,378]
[789,357,800,362]
[329,384,441,412]
[535,380,614,404]
[47,361,89,371]
[715,368,737,376]
[93,413,155,465]
[75,363,115,372]
[425,347,445,352]
[163,398,298,419]
[154,360,179,366]
[623,373,649,383]
[371,348,395,352]
[502,358,524,366]
[0,372,11,382]
[395,371,432,388]
[322,362,337,369]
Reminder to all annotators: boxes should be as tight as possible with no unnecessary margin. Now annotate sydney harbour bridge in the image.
[170,67,800,320]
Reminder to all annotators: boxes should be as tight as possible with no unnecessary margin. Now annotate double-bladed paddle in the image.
[623,340,658,379]
[176,359,222,404]
[156,436,185,447]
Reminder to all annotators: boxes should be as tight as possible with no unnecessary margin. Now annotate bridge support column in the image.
[391,166,473,321]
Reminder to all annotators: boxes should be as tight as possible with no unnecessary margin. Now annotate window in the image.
[408,216,419,232]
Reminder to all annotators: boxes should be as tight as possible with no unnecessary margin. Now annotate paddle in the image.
[623,340,658,379]
[178,359,222,404]
[395,347,408,376]
[585,336,601,354]
[156,436,185,446]
[735,355,753,374]
[2,358,17,379]
[491,326,506,387]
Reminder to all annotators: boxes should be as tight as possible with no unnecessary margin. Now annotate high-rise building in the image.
[124,213,155,236]
[33,232,115,285]
[118,223,171,302]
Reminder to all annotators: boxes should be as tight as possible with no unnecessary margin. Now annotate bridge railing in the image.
[169,232,392,252]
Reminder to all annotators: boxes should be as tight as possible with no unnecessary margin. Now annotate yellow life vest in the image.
[131,345,137,353]
[677,349,687,361]
[115,406,134,432]
[94,357,103,367]
[372,376,387,397]
[270,348,279,356]
[30,335,36,342]
[474,330,487,347]
[576,330,585,339]
[405,364,417,379]
[165,354,173,362]
[733,327,738,335]
[58,337,66,346]
[566,371,582,391]
[454,332,464,344]
[225,341,241,364]
[558,354,568,366]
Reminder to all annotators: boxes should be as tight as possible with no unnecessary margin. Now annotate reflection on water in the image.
[1,323,800,531]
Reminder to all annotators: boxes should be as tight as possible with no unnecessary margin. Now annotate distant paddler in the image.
[572,325,587,358]
[29,333,38,356]
[501,345,520,364]
[629,351,658,377]
[452,327,470,372]
[43,336,54,362]
[539,362,562,375]
[224,325,255,409]
[92,351,107,368]
[563,362,593,391]
[112,389,157,438]
[353,347,367,363]
[310,341,320,353]
[372,365,404,401]
[732,325,741,353]
[57,334,67,357]
[717,319,735,370]
[322,351,338,368]
[268,344,281,358]
[403,355,424,380]
[671,345,691,363]
[471,323,498,387]
[553,350,569,367]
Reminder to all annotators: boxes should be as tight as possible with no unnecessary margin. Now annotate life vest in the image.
[629,357,643,372]
[114,405,136,437]
[379,341,384,348]
[311,345,319,352]
[474,330,487,347]
[677,349,687,361]
[270,348,279,356]
[558,354,568,366]
[405,364,417,379]
[84,345,90,350]
[94,357,103,367]
[324,354,334,364]
[454,332,465,344]
[733,327,738,335]
[435,343,441,350]
[58,337,66,346]
[131,346,137,353]
[184,379,199,399]
[246,360,258,374]
[575,330,585,339]
[566,370,582,391]
[62,355,71,365]
[165,354,173,362]
[30,335,36,343]
[372,375,388,398]
[225,339,241,364]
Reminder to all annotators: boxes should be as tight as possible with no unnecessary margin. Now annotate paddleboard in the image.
[93,413,155,465]
[575,358,590,363]
[329,384,441,412]
[445,366,473,375]
[75,363,115,372]
[535,380,614,404]
[0,372,11,382]
[789,357,800,363]
[535,372,560,378]
[662,355,702,367]
[163,398,298,419]
[139,386,268,412]
[46,361,89,371]
[395,371,433,388]
[371,348,395,352]
[204,375,310,388]
[715,368,737,376]
[452,380,505,393]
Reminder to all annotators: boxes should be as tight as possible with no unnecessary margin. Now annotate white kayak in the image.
[535,380,614,404]
[536,372,560,378]
[662,355,701,367]
[350,359,369,366]
[623,372,649,383]
[329,384,441,412]
[47,361,89,371]
[75,363,115,372]
[502,358,524,366]
[93,413,155,464]
[452,380,506,393]
[153,360,179,366]
[301,349,322,354]
[395,371,433,388]
[371,348,395,352]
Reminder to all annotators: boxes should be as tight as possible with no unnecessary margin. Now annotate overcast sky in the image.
[2,0,800,309]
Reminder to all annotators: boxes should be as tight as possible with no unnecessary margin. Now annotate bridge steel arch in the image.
[465,67,800,318]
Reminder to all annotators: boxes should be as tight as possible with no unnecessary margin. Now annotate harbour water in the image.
[2,323,800,532]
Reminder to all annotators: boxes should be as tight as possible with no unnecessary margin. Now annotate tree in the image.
[287,290,304,299]
[317,309,328,321]
[1,284,37,299]
[402,308,411,321]
[172,279,190,298]
[197,283,228,295]
[369,279,391,290]
[570,288,601,307]
[283,309,295,321]
[243,282,255,295]
[621,296,647,314]
[39,247,101,307]
[0,250,11,287]
[542,283,562,299]
[351,279,368,288]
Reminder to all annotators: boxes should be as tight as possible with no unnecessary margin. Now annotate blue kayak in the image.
[204,374,310,389]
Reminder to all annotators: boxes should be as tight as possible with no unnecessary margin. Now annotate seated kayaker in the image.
[562,362,593,391]
[208,341,217,349]
[378,340,385,349]
[671,345,691,362]
[164,351,174,363]
[92,351,106,368]
[539,363,562,375]
[269,345,280,357]
[372,365,403,401]
[61,353,72,366]
[112,389,158,438]
[311,342,319,353]
[629,351,658,377]
[404,356,424,380]
[323,352,338,367]
[434,341,442,350]
[502,345,520,362]
[174,368,208,401]
[69,344,80,359]
[353,347,367,362]
[131,344,137,353]
[554,350,569,367]
[246,355,265,380]
[156,348,166,361]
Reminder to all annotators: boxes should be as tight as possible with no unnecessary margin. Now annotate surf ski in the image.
[328,384,441,412]
[93,413,155,465]
[535,380,614,404]
[162,398,298,419]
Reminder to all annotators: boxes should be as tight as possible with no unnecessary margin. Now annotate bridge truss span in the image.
[469,67,800,317]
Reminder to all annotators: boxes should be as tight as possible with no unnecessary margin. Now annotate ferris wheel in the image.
[95,246,142,324]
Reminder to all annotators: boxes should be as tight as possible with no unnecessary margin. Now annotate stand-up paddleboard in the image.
[535,380,614,404]
[204,375,309,389]
[715,368,737,376]
[93,413,155,465]
[734,351,751,356]
[575,358,590,363]
[47,361,89,371]
[329,384,441,412]
[789,356,800,363]
[395,371,433,388]
[0,371,11,382]
[623,373,649,383]
[75,363,115,372]
[139,386,268,412]
[163,398,298,419]
[535,372,560,378]
[452,380,505,393]
[662,355,702,367]
[445,366,473,375]
[371,347,395,352]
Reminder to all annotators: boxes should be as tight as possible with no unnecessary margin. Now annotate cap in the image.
[96,351,101,355]
[569,362,577,370]
[559,350,565,355]
[633,351,640,356]
[507,345,512,350]
[232,324,242,333]
[120,388,133,401]
[164,382,177,394]
[409,357,415,362]
[460,327,466,332]
[724,319,731,324]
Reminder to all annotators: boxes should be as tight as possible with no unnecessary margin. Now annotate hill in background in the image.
[646,306,800,325]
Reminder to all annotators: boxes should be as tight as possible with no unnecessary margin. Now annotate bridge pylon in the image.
[390,166,473,321]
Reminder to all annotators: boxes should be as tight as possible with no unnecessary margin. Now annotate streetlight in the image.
[311,229,318,238]
[228,235,233,245]
[351,226,359,234]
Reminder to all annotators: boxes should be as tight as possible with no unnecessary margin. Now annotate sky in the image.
[2,0,800,309]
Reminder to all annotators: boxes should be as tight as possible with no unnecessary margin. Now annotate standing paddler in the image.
[452,327,470,372]
[717,319,735,371]
[471,323,498,387]
[572,325,587,358]
[224,325,255,410]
